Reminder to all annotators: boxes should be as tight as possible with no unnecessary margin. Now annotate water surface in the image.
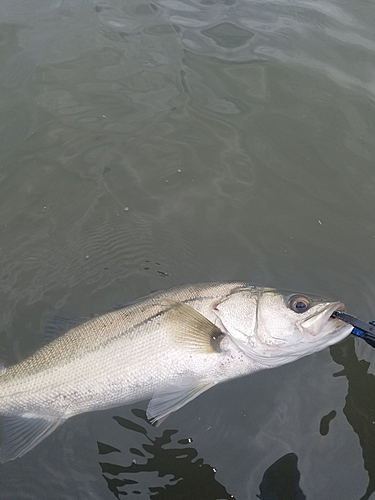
[0,0,374,498]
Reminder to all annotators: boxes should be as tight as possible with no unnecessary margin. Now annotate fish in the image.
[0,282,352,462]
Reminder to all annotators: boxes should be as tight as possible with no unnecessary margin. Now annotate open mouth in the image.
[300,302,347,336]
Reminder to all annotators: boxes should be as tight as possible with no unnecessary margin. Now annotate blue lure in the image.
[332,311,375,349]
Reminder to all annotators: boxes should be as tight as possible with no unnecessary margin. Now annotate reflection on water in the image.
[330,338,375,500]
[256,453,306,500]
[319,409,337,436]
[99,410,308,499]
[98,409,235,499]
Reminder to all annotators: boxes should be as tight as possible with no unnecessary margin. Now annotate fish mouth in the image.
[299,302,347,337]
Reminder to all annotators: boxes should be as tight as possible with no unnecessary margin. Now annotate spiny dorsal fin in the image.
[160,299,224,353]
[41,315,88,346]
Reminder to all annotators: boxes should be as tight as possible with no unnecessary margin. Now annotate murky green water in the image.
[0,0,374,498]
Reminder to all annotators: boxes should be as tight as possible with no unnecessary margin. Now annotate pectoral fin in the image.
[0,414,65,462]
[146,381,215,425]
[161,299,224,353]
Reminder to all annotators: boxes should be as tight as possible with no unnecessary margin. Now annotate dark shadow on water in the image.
[99,412,307,499]
[98,409,235,499]
[256,452,306,500]
[330,337,375,500]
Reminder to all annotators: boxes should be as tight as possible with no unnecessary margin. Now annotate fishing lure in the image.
[332,311,375,348]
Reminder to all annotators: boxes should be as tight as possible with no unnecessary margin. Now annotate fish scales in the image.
[0,283,245,415]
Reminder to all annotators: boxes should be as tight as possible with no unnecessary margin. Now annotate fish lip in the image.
[299,302,346,336]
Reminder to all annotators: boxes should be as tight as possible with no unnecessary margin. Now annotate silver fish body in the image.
[0,282,352,462]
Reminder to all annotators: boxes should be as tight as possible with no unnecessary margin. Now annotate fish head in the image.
[213,287,352,366]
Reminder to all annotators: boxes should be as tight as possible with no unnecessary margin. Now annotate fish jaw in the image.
[229,320,352,368]
[297,302,346,337]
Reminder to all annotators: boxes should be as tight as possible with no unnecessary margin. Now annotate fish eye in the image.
[289,295,310,313]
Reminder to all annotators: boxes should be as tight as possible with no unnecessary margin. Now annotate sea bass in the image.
[0,282,352,462]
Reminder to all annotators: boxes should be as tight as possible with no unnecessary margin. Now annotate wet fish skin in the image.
[0,282,352,462]
[0,283,250,416]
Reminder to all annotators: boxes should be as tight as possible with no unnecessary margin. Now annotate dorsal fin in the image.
[41,315,87,346]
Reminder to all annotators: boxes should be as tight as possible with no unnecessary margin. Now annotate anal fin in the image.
[0,414,64,462]
[146,381,215,425]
